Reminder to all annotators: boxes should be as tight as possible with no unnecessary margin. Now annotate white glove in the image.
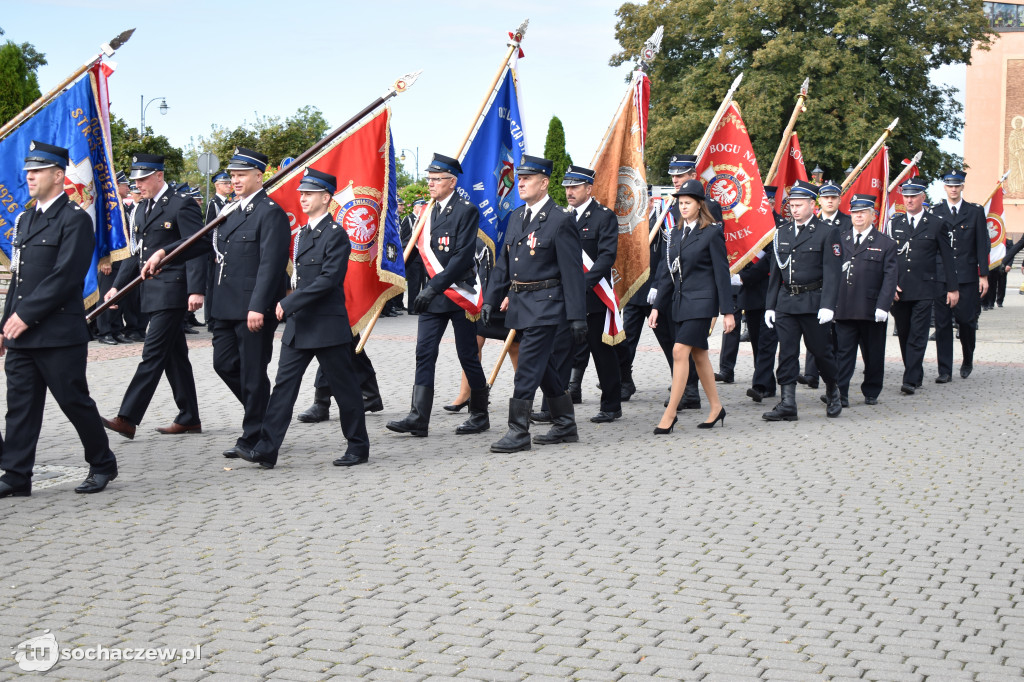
[874,308,888,323]
[731,274,742,286]
[647,288,658,306]
[764,310,775,329]
[817,308,834,325]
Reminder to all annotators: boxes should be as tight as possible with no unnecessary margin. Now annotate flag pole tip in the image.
[888,117,899,129]
[513,19,529,41]
[800,77,809,95]
[109,28,135,50]
[392,70,423,93]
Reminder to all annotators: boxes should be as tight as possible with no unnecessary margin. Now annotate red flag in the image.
[772,132,808,219]
[841,146,889,230]
[985,185,1007,269]
[268,108,405,334]
[696,101,776,272]
[886,157,920,220]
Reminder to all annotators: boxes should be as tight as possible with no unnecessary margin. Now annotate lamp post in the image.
[811,165,824,185]
[399,147,420,182]
[140,95,169,136]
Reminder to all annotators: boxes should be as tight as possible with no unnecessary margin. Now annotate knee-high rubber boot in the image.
[824,380,842,418]
[297,387,331,423]
[386,385,432,437]
[456,388,490,434]
[533,392,580,445]
[490,398,532,453]
[762,384,798,421]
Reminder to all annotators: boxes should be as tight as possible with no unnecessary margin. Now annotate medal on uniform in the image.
[527,231,537,256]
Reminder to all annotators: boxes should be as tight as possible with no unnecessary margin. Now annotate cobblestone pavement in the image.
[2,275,1024,681]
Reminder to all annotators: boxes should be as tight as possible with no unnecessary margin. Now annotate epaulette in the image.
[562,207,572,214]
[598,204,611,212]
[268,201,276,206]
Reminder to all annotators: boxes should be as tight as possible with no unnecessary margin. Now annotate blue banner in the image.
[0,68,128,307]
[456,66,526,254]
[381,134,405,279]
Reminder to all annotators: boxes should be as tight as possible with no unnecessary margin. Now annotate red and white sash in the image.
[582,251,624,345]
[416,204,483,318]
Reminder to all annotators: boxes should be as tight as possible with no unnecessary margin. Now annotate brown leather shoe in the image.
[155,422,202,435]
[101,416,136,440]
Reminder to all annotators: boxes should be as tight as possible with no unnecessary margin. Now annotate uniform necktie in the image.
[683,223,693,240]
[951,206,958,218]
[856,233,863,247]
[146,199,153,216]
[909,216,916,231]
[524,208,532,225]
[432,202,440,221]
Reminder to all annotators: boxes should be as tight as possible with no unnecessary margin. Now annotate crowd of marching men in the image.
[0,138,1014,498]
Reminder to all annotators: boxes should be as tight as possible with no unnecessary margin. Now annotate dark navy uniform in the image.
[210,149,290,453]
[653,220,734,337]
[818,211,853,232]
[110,172,207,430]
[247,205,368,468]
[888,204,957,390]
[834,207,898,401]
[403,203,427,310]
[738,247,778,399]
[931,192,988,378]
[1,143,117,495]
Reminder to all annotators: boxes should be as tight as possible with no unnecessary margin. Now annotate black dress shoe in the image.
[714,372,734,384]
[590,410,622,423]
[935,374,952,384]
[864,396,878,405]
[819,394,850,408]
[333,452,368,466]
[222,446,243,459]
[678,400,701,410]
[805,377,819,389]
[183,325,199,334]
[113,332,130,343]
[126,331,147,342]
[239,449,276,469]
[746,387,765,403]
[0,480,31,498]
[363,396,384,413]
[900,383,916,395]
[960,363,973,379]
[98,334,118,345]
[75,471,117,494]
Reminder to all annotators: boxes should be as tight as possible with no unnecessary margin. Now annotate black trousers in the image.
[934,284,980,375]
[616,302,674,376]
[118,308,199,426]
[406,257,426,307]
[120,284,146,335]
[513,323,574,401]
[254,342,369,461]
[1,345,116,488]
[891,298,931,387]
[747,308,777,394]
[313,337,380,400]
[574,312,622,412]
[96,264,124,336]
[835,319,887,399]
[212,317,279,448]
[774,312,838,386]
[719,314,741,375]
[413,310,486,389]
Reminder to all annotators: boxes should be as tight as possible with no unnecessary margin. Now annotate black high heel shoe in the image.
[698,407,726,429]
[442,400,469,413]
[654,416,677,434]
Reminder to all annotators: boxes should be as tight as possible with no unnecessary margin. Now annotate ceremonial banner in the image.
[886,157,920,220]
[772,132,808,218]
[696,101,776,273]
[416,208,484,316]
[0,62,128,307]
[582,251,624,344]
[456,62,526,255]
[985,184,1007,270]
[268,107,405,335]
[591,70,652,307]
[841,145,889,230]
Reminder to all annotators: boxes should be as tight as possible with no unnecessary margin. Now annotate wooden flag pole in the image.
[487,328,517,387]
[886,151,923,193]
[840,118,899,195]
[356,19,530,354]
[0,29,135,141]
[763,78,809,185]
[982,169,1013,206]
[692,73,744,161]
[87,69,422,323]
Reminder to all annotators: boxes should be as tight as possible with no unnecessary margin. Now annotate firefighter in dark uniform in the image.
[0,141,118,497]
[829,194,898,406]
[799,181,850,387]
[930,169,989,381]
[739,186,781,403]
[559,164,621,422]
[101,153,208,440]
[404,199,428,313]
[202,171,232,330]
[386,153,489,438]
[888,179,958,394]
[95,171,131,345]
[239,169,370,469]
[483,155,587,453]
[762,180,844,421]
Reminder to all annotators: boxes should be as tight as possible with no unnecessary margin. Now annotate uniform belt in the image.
[784,280,823,294]
[511,278,560,293]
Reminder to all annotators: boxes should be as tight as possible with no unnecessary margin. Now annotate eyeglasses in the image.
[425,176,454,184]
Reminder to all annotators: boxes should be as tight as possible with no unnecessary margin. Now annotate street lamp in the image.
[140,95,169,136]
[811,165,824,184]
[399,147,419,182]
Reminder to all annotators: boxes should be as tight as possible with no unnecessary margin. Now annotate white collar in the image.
[854,226,873,240]
[34,193,62,214]
[149,182,170,206]
[304,212,330,230]
[795,218,813,230]
[907,209,925,222]
[571,197,593,217]
[948,199,964,212]
[238,190,261,210]
[434,191,455,214]
[525,195,549,215]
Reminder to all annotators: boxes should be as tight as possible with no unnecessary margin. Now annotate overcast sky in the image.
[4,0,964,179]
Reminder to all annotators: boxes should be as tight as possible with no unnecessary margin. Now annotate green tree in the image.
[543,116,573,206]
[399,182,429,214]
[109,114,185,180]
[0,34,46,126]
[611,0,993,183]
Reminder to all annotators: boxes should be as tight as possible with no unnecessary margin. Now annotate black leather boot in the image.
[824,380,842,418]
[762,384,798,421]
[620,368,636,401]
[568,367,585,404]
[297,387,331,423]
[456,388,490,434]
[534,392,579,445]
[362,375,384,413]
[490,398,533,452]
[386,385,432,437]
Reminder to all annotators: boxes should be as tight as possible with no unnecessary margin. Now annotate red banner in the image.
[268,108,405,334]
[986,185,1007,269]
[886,157,920,220]
[696,101,777,272]
[841,146,889,230]
[773,132,808,219]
